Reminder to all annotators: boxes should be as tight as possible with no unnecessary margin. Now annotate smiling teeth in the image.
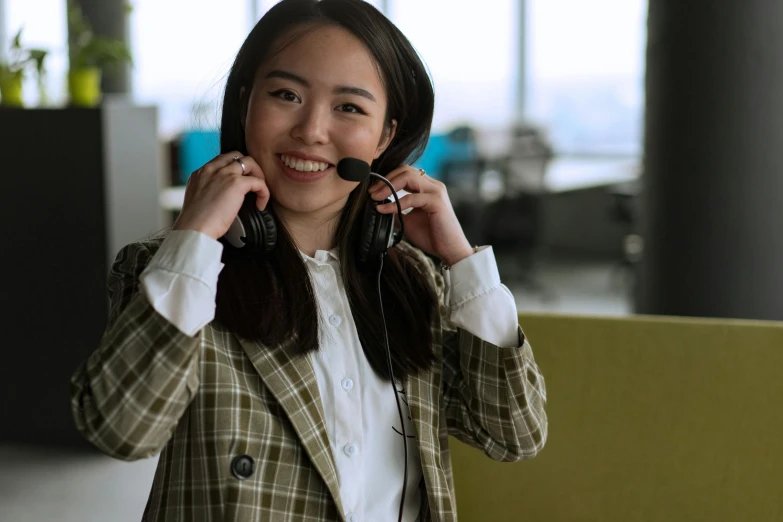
[281,155,330,172]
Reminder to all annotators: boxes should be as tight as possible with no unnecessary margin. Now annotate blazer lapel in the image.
[237,336,345,518]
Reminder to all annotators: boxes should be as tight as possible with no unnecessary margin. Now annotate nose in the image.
[291,105,329,146]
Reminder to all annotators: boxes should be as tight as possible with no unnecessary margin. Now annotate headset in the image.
[220,157,411,522]
[221,158,403,263]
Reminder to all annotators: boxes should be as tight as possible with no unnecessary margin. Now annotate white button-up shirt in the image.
[140,231,520,522]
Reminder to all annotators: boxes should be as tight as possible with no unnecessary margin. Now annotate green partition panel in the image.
[451,313,783,521]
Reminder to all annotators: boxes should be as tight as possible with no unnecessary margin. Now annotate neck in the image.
[273,199,346,257]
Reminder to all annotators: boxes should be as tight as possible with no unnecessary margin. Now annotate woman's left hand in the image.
[369,165,474,266]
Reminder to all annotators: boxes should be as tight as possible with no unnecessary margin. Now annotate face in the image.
[243,24,396,220]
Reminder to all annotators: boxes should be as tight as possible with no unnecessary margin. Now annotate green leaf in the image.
[67,0,133,71]
[29,50,48,74]
[1,27,50,84]
[11,28,23,50]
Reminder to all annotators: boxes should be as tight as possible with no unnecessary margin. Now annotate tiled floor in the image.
[0,258,632,522]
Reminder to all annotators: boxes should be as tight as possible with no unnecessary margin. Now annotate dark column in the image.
[72,0,131,94]
[636,1,783,320]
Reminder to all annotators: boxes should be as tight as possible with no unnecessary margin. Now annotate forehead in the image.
[260,24,386,93]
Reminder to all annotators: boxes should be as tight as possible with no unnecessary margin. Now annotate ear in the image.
[374,119,397,159]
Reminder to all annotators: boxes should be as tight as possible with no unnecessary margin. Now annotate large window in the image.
[526,0,647,155]
[130,0,249,137]
[129,0,518,136]
[3,0,68,107]
[390,0,519,132]
[1,0,645,159]
[252,0,518,132]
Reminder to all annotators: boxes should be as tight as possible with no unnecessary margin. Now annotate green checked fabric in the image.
[70,236,547,522]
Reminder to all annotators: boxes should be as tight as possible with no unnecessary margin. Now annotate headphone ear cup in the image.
[258,211,277,251]
[358,198,394,262]
[358,199,378,263]
[233,194,277,253]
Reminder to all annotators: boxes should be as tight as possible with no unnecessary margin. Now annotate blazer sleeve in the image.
[401,242,548,462]
[69,238,203,461]
[441,325,547,462]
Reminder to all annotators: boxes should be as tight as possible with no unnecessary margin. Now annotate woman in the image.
[70,0,547,521]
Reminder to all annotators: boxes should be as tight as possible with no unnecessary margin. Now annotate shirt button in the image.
[343,443,358,457]
[329,314,342,326]
[341,377,354,391]
[346,514,359,522]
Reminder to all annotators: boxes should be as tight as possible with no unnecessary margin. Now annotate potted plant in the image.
[0,28,48,107]
[67,1,133,107]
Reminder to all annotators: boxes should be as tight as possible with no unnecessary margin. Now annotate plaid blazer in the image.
[70,236,547,522]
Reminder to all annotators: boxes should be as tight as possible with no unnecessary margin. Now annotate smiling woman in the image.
[70,1,547,521]
[215,1,438,377]
[243,26,396,222]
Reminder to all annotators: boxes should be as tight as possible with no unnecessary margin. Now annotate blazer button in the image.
[231,454,255,480]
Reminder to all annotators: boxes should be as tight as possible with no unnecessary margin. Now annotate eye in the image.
[268,89,301,103]
[336,103,367,115]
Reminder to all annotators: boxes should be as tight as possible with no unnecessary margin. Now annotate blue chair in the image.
[177,130,221,184]
[413,129,478,180]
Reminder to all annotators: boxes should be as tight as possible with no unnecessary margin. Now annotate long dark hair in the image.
[215,0,438,381]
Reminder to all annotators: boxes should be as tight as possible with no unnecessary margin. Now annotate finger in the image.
[189,152,247,185]
[368,166,401,192]
[383,163,414,181]
[383,165,434,189]
[369,164,412,191]
[376,192,440,214]
[197,151,247,175]
[236,154,262,176]
[214,154,265,181]
[240,176,271,210]
[370,169,435,201]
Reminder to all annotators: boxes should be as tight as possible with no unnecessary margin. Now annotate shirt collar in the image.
[299,247,340,266]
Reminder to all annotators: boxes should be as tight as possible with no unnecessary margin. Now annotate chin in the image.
[275,194,346,216]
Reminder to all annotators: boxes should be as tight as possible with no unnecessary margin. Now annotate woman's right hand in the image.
[172,152,270,240]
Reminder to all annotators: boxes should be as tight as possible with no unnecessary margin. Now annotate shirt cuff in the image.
[139,230,225,336]
[442,246,521,348]
[442,245,499,308]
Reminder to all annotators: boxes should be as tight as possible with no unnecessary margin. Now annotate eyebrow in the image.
[264,69,377,103]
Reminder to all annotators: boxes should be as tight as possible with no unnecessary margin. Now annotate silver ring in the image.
[419,168,426,177]
[233,155,246,175]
